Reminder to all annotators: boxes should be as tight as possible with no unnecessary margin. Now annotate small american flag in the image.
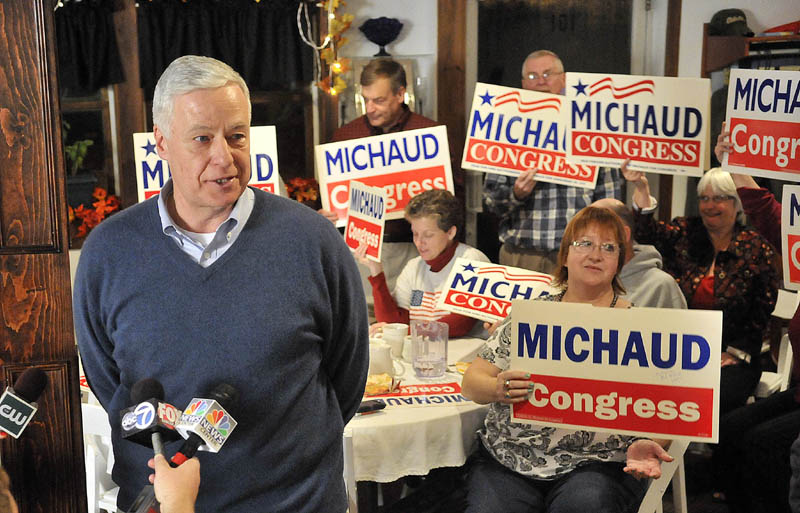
[410,290,424,306]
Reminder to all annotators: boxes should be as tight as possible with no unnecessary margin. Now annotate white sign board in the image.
[781,185,800,290]
[565,72,710,176]
[315,126,454,227]
[722,69,800,182]
[436,258,556,322]
[133,126,282,202]
[462,83,599,189]
[344,181,386,262]
[509,301,722,442]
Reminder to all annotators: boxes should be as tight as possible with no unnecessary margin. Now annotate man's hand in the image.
[715,121,731,165]
[148,454,200,513]
[620,159,652,210]
[513,169,538,200]
[624,439,673,480]
[317,208,339,225]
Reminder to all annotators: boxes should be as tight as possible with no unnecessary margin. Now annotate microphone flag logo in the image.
[176,398,238,453]
[0,388,38,439]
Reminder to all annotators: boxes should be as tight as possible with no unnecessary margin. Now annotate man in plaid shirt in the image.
[482,50,622,273]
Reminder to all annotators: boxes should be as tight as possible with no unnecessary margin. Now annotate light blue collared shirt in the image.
[157,180,255,268]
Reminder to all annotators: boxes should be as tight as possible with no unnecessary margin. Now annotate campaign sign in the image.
[133,126,282,202]
[369,382,473,409]
[315,126,454,227]
[436,258,556,323]
[462,83,599,189]
[566,73,710,177]
[344,181,386,262]
[722,69,800,182]
[510,301,721,441]
[781,186,800,290]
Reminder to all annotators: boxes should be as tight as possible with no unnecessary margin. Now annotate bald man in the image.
[592,198,687,309]
[482,50,622,274]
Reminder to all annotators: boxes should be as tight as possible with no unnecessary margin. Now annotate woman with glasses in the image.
[623,165,780,415]
[708,127,800,512]
[461,206,671,513]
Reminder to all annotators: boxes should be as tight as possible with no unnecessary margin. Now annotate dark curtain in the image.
[137,0,313,97]
[55,1,125,97]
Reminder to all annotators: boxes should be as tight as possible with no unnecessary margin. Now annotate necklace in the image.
[558,290,618,307]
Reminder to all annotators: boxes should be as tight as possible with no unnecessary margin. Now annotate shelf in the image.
[701,23,800,77]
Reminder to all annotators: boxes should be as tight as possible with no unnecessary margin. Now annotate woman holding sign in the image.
[711,128,800,512]
[461,206,671,513]
[623,164,780,414]
[355,189,489,337]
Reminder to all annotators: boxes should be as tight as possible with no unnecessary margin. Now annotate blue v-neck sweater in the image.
[73,188,369,512]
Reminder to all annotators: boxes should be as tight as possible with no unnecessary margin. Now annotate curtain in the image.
[55,1,125,97]
[137,0,313,97]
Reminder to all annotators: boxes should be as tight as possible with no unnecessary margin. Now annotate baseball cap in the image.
[709,9,754,37]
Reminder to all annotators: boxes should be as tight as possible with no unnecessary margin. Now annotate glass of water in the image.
[410,320,448,378]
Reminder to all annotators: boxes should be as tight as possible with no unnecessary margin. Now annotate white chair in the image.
[755,332,794,398]
[636,439,689,513]
[82,401,119,513]
[755,289,798,399]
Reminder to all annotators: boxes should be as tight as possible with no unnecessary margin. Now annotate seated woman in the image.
[461,206,670,513]
[712,125,800,512]
[623,165,780,414]
[355,189,489,337]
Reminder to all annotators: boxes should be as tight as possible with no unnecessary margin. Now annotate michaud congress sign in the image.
[344,181,386,262]
[436,259,555,323]
[781,185,800,290]
[722,69,800,182]
[510,301,721,442]
[462,83,599,189]
[315,126,454,227]
[133,126,282,202]
[565,73,710,177]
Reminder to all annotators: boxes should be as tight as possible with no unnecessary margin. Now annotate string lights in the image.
[297,0,353,96]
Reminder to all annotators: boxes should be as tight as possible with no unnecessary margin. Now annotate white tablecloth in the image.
[345,337,489,482]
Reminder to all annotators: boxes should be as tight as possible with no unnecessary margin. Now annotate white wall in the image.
[337,0,438,120]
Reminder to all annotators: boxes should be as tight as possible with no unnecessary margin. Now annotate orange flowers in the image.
[69,187,120,240]
[285,177,320,203]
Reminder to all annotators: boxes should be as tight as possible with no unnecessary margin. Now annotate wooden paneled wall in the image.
[0,1,86,511]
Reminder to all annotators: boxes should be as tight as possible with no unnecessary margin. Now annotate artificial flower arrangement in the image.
[284,177,320,204]
[68,187,120,246]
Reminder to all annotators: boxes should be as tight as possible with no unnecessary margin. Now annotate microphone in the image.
[171,382,239,466]
[120,378,182,456]
[0,367,48,439]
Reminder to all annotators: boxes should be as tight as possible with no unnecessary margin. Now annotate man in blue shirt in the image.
[73,55,369,512]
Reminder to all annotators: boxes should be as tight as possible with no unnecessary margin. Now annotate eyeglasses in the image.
[571,239,619,256]
[523,71,563,81]
[698,194,735,204]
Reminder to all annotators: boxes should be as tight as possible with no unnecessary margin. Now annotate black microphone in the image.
[171,382,239,466]
[120,378,182,456]
[0,367,48,439]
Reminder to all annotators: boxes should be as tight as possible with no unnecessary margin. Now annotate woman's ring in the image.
[504,391,511,399]
[504,379,510,389]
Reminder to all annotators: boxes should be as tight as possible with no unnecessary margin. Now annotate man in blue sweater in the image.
[73,55,370,512]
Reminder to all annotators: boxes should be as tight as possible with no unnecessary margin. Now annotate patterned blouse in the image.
[633,213,780,363]
[476,293,639,480]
